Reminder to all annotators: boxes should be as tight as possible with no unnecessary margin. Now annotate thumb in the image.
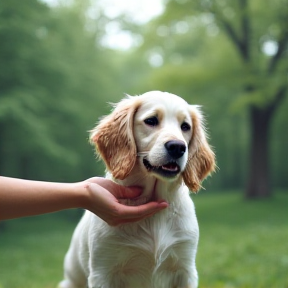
[88,177,142,199]
[117,186,143,199]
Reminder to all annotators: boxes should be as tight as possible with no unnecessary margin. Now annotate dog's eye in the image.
[144,116,158,127]
[181,122,191,132]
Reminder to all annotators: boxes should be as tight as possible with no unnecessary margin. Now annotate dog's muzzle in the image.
[142,140,186,178]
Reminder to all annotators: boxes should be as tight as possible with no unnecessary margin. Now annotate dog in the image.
[58,91,215,288]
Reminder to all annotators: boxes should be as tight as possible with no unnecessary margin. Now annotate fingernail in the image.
[158,201,169,209]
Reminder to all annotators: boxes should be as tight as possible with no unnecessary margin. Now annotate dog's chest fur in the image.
[85,185,199,288]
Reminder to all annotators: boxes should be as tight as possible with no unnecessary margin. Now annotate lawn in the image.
[0,212,78,288]
[193,190,288,288]
[0,191,287,288]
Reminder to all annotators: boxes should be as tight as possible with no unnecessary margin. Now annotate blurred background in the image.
[0,0,287,287]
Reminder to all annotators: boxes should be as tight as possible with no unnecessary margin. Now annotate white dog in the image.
[59,91,215,288]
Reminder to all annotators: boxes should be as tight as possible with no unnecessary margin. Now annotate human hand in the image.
[82,177,168,226]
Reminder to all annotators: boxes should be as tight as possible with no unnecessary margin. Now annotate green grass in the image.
[0,191,288,288]
[0,212,78,288]
[193,190,288,288]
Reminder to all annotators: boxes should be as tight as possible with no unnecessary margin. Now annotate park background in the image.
[0,0,288,287]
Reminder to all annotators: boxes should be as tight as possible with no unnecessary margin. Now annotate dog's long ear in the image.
[183,106,215,193]
[90,96,142,180]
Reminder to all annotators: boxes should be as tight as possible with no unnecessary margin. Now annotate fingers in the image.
[88,177,142,199]
[85,177,168,226]
[117,186,143,199]
[112,201,168,225]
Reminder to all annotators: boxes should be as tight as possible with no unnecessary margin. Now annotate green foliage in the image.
[0,0,288,190]
[0,0,119,181]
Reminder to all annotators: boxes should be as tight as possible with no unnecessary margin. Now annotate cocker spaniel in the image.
[59,91,215,288]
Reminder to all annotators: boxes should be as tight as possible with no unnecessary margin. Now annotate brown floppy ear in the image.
[183,106,215,193]
[90,96,142,180]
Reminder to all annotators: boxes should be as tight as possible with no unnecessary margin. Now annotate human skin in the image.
[0,176,168,226]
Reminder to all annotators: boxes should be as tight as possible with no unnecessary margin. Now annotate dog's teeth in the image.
[162,164,179,172]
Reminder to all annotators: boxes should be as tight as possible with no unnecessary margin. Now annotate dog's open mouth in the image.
[143,158,180,177]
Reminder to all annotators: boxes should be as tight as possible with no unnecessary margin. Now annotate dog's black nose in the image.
[165,140,186,159]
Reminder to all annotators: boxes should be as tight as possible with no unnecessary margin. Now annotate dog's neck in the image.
[108,162,183,205]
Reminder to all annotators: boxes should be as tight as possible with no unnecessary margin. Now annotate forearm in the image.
[0,176,168,224]
[0,177,88,220]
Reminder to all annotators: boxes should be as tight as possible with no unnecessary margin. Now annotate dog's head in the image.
[90,91,215,192]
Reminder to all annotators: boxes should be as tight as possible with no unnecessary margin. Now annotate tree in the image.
[137,0,288,198]
[200,0,288,198]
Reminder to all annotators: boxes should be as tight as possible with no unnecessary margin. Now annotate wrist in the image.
[70,181,91,211]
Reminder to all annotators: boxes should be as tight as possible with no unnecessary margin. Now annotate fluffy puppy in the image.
[59,91,215,288]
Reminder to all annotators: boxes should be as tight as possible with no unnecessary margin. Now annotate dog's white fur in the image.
[58,91,215,288]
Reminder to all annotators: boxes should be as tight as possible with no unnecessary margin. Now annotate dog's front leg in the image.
[153,268,198,288]
[153,243,199,288]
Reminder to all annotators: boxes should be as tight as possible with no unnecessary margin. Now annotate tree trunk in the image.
[246,106,271,198]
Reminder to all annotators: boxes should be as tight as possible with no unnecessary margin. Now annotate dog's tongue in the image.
[162,162,179,172]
